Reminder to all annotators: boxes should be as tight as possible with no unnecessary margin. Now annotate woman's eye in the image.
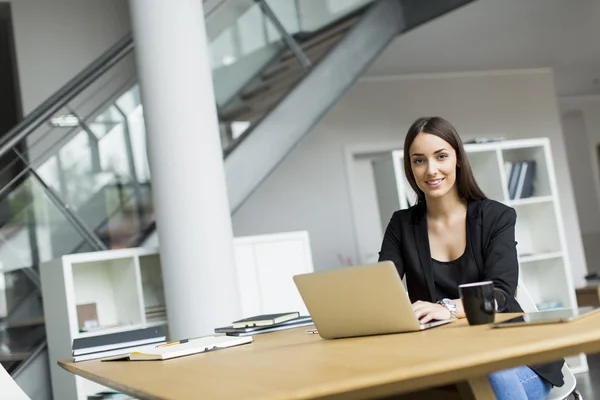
[412,158,424,165]
[437,153,448,160]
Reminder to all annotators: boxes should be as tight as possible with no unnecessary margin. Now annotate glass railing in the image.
[0,0,374,330]
[0,0,375,270]
[282,0,373,33]
[213,0,375,151]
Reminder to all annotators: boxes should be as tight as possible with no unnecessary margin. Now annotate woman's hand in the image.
[412,300,451,324]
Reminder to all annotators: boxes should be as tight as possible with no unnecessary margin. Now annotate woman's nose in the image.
[426,161,438,176]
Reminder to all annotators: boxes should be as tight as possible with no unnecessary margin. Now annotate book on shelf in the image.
[102,335,253,361]
[215,316,313,336]
[72,327,167,362]
[231,311,300,329]
[506,160,536,200]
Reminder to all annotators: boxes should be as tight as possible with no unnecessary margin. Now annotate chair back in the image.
[516,281,577,400]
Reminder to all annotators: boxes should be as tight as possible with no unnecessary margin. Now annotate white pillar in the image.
[129,0,241,338]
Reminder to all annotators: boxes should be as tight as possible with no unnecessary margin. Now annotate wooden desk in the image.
[59,313,600,400]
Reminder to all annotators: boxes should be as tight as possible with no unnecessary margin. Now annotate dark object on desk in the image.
[72,327,167,362]
[459,281,495,326]
[576,284,600,308]
[216,316,312,334]
[492,307,600,328]
[232,311,300,328]
[222,317,314,337]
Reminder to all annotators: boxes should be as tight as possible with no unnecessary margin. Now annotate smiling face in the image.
[409,132,459,200]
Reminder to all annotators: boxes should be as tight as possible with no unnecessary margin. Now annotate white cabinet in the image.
[41,247,165,400]
[233,231,313,317]
[372,138,587,373]
[41,231,314,400]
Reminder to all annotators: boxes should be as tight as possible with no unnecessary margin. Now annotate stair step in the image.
[0,352,31,362]
[241,74,302,103]
[221,88,289,122]
[223,33,342,121]
[6,317,45,329]
[261,33,342,81]
[224,90,288,122]
[241,39,335,105]
[243,67,306,101]
[281,16,359,62]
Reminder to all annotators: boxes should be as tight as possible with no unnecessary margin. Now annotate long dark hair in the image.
[403,117,487,204]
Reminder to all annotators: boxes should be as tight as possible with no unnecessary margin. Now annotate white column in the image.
[129,0,241,338]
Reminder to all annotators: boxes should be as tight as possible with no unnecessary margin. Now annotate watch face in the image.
[443,299,457,311]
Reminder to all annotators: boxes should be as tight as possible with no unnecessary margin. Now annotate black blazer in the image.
[378,199,564,387]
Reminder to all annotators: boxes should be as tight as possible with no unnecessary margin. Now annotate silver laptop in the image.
[293,261,451,339]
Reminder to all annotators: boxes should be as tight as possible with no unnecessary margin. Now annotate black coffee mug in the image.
[459,281,496,325]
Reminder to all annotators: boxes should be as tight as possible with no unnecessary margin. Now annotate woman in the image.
[378,117,563,400]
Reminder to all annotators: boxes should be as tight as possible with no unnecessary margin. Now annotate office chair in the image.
[515,282,582,400]
[0,364,31,399]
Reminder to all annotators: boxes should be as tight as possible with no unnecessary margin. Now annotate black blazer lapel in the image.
[466,200,484,276]
[412,204,436,301]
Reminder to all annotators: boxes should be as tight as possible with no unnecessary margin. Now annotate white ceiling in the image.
[365,0,600,97]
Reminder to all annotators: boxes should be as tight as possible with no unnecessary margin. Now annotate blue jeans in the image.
[488,366,552,400]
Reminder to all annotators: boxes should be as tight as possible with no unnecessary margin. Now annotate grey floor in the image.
[575,353,600,399]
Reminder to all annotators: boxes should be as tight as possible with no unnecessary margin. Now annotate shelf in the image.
[502,146,552,198]
[509,196,553,207]
[76,320,168,339]
[519,252,563,263]
[514,201,560,256]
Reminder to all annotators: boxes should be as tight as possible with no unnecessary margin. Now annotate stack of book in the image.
[145,305,166,323]
[214,312,313,337]
[506,160,536,200]
[72,327,167,362]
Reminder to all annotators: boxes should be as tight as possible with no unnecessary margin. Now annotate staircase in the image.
[0,0,475,398]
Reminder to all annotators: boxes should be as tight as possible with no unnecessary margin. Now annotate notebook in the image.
[216,316,314,336]
[215,316,312,334]
[102,335,253,361]
[232,312,299,329]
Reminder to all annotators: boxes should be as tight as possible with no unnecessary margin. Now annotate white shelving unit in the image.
[41,231,314,400]
[372,138,587,374]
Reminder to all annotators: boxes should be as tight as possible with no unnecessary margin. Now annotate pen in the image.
[157,339,189,348]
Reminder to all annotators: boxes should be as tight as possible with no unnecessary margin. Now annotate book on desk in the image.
[101,335,253,361]
[72,327,167,362]
[216,313,313,336]
[232,311,300,328]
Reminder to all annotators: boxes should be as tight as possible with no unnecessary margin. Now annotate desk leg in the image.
[457,377,496,400]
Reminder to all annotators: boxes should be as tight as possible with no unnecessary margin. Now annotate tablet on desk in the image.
[492,306,600,328]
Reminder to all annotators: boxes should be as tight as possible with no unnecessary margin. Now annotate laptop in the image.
[293,261,451,339]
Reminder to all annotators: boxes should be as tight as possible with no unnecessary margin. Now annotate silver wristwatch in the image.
[437,298,458,320]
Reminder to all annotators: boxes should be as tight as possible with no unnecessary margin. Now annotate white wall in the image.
[560,96,600,274]
[8,0,131,114]
[231,68,589,288]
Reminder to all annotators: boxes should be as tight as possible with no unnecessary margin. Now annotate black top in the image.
[378,199,564,387]
[432,254,466,300]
